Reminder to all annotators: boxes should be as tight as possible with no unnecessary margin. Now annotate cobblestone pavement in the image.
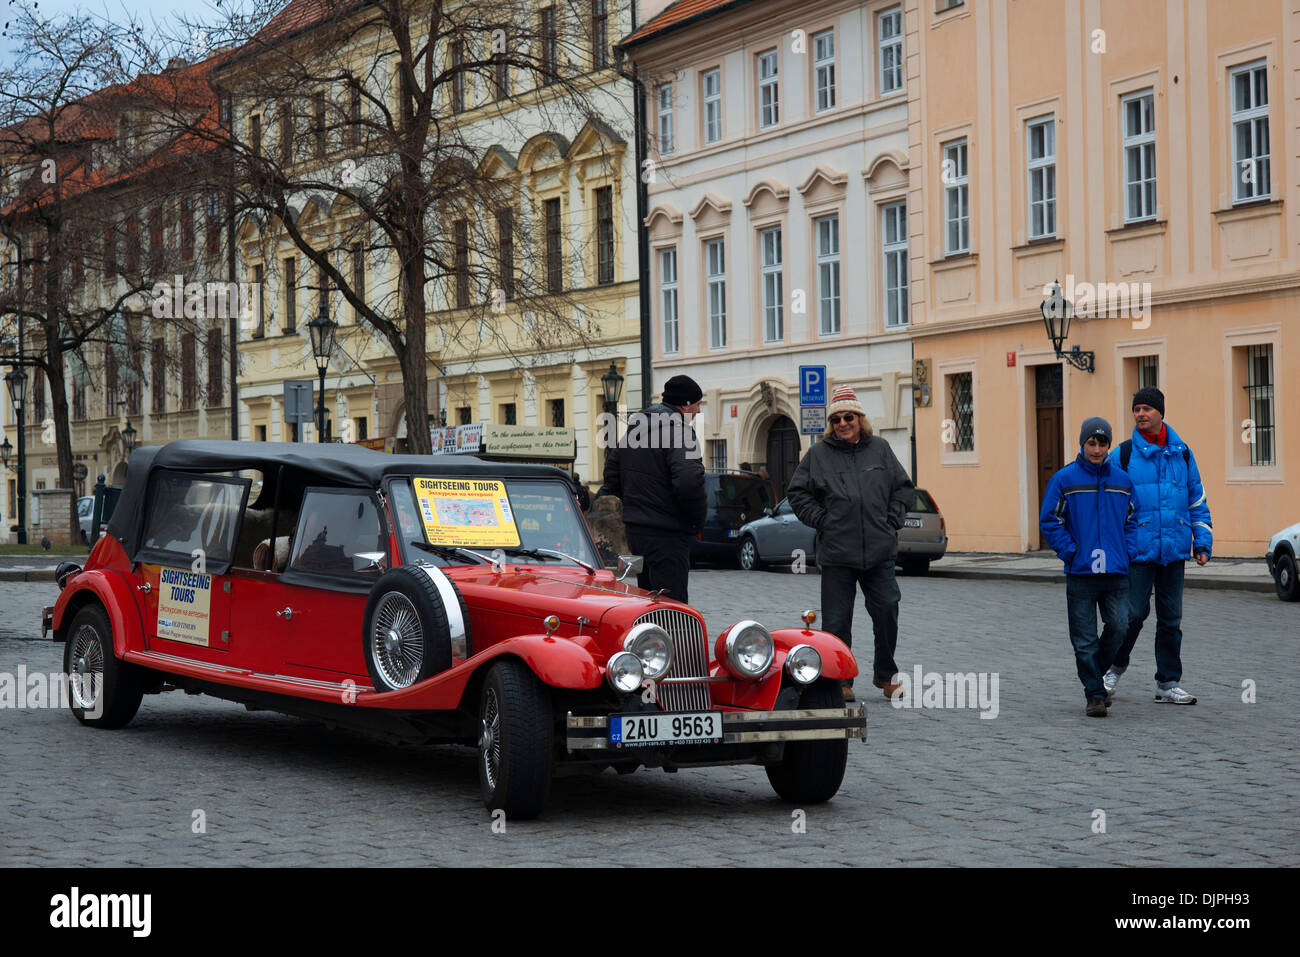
[1,572,1295,867]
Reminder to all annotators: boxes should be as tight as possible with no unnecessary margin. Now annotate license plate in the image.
[727,529,739,537]
[903,518,923,528]
[610,711,722,747]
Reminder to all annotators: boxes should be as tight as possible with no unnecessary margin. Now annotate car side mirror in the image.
[354,551,387,573]
[616,554,643,583]
[763,507,773,517]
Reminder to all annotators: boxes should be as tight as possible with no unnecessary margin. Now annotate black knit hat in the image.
[1132,387,1165,416]
[1079,416,1112,447]
[663,374,703,406]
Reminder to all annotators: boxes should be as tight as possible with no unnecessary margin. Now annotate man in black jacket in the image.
[598,375,707,604]
[788,385,914,700]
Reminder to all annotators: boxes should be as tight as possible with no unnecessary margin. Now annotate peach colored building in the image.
[906,0,1296,558]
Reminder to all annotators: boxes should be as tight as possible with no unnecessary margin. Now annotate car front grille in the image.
[634,608,711,712]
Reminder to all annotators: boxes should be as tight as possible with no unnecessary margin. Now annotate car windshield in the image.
[709,474,774,513]
[399,476,600,569]
[911,490,938,513]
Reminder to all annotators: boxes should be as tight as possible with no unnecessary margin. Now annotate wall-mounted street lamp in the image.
[1,434,12,469]
[601,361,624,415]
[122,420,138,454]
[1041,280,1095,373]
[309,303,337,443]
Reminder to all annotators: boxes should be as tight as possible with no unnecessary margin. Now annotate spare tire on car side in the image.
[362,564,471,692]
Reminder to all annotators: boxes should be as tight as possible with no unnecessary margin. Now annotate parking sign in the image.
[799,366,827,406]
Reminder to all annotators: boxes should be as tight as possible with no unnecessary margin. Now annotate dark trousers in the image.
[626,526,693,605]
[1114,560,1186,685]
[1065,573,1128,701]
[820,562,900,683]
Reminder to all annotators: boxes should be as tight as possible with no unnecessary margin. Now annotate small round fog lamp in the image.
[606,651,644,694]
[784,644,822,685]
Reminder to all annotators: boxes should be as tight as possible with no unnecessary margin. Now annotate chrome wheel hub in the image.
[481,688,501,791]
[68,625,104,710]
[370,593,424,688]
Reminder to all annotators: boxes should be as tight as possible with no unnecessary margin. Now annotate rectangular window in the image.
[1026,115,1056,238]
[1243,344,1275,466]
[702,68,722,143]
[352,244,365,320]
[451,40,466,114]
[1138,354,1159,390]
[705,237,726,349]
[882,201,909,327]
[595,186,614,285]
[355,416,368,441]
[32,367,45,424]
[253,263,265,337]
[250,113,262,156]
[948,371,974,451]
[761,226,784,341]
[283,256,297,333]
[279,100,293,163]
[592,0,609,70]
[497,208,515,300]
[207,329,223,405]
[1122,90,1156,222]
[657,83,674,154]
[124,218,140,275]
[813,29,835,112]
[103,227,117,277]
[346,78,361,148]
[550,398,565,427]
[544,198,563,293]
[501,402,517,425]
[659,247,679,354]
[494,32,510,100]
[181,332,196,409]
[180,196,195,261]
[72,376,86,422]
[454,219,470,308]
[457,406,472,425]
[151,337,166,414]
[943,138,969,254]
[758,50,779,129]
[105,352,118,416]
[313,90,326,157]
[709,439,727,471]
[541,6,558,84]
[879,6,903,94]
[1230,61,1270,203]
[205,191,222,255]
[816,214,840,335]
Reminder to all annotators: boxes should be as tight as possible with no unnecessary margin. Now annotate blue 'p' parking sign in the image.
[799,366,827,406]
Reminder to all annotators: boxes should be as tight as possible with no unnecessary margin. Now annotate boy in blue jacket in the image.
[1039,417,1138,717]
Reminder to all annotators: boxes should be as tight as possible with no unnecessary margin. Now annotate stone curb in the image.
[0,570,56,582]
[927,566,1275,594]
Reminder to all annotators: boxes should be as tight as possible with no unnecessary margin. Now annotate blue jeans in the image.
[1065,574,1129,701]
[820,562,900,683]
[1114,560,1185,686]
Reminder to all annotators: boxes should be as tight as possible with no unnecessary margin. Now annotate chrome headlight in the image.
[606,651,644,694]
[722,620,774,679]
[623,623,673,681]
[784,644,822,685]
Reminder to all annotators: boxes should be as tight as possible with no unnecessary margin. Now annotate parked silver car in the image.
[76,495,94,546]
[737,488,947,575]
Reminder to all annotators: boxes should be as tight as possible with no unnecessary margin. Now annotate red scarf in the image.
[1140,423,1168,447]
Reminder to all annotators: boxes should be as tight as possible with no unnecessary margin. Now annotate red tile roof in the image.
[621,0,750,49]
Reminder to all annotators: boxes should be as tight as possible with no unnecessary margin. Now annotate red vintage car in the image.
[45,441,865,818]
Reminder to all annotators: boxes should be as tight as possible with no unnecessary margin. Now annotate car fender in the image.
[52,569,145,658]
[770,627,857,681]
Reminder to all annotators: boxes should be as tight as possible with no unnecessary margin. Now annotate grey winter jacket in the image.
[786,433,914,569]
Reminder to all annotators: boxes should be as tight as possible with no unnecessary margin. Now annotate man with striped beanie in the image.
[787,385,915,700]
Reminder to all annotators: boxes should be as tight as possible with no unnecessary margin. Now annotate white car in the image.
[1265,523,1300,602]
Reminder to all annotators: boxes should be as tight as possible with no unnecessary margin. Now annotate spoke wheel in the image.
[765,679,849,804]
[369,593,425,688]
[63,603,145,729]
[362,566,464,692]
[477,659,552,819]
[739,536,762,571]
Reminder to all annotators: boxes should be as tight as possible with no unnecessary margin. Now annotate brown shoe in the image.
[873,677,904,699]
[1086,698,1108,717]
[841,685,857,702]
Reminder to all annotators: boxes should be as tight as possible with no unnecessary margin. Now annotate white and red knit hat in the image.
[825,386,872,435]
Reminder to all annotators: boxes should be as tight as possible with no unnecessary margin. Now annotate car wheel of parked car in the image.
[64,604,145,729]
[478,658,553,819]
[738,536,763,571]
[1275,551,1300,602]
[902,560,930,576]
[764,678,849,804]
[362,566,464,692]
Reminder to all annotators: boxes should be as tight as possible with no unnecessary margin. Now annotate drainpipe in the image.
[615,9,652,411]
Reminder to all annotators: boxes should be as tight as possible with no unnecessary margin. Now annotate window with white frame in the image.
[943,139,969,254]
[703,68,722,144]
[948,371,974,451]
[705,238,726,349]
[659,248,679,354]
[816,214,840,335]
[657,83,674,155]
[1026,115,1056,238]
[882,201,908,327]
[1122,90,1156,222]
[813,29,835,112]
[1241,343,1275,466]
[1230,61,1270,203]
[879,7,903,94]
[708,439,727,471]
[760,226,783,341]
[758,50,779,129]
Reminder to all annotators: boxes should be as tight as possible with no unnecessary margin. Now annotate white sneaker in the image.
[1102,668,1121,696]
[1154,684,1197,705]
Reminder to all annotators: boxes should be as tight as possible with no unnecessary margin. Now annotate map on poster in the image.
[156,566,212,647]
[412,478,520,547]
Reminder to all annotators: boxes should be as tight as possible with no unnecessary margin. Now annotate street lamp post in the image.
[122,420,137,455]
[309,304,337,444]
[5,367,28,544]
[601,361,624,416]
[1041,280,1096,373]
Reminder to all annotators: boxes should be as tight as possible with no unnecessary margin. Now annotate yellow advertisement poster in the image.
[156,567,213,647]
[413,478,520,548]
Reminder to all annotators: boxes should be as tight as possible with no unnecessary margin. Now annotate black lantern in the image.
[309,304,337,443]
[4,366,28,543]
[601,361,623,414]
[0,434,11,468]
[5,366,28,409]
[1040,280,1095,373]
[122,420,137,453]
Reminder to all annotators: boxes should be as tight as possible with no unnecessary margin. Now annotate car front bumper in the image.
[565,704,867,753]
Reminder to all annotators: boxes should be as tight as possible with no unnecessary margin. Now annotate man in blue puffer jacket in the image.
[1040,417,1137,717]
[1104,387,1212,705]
